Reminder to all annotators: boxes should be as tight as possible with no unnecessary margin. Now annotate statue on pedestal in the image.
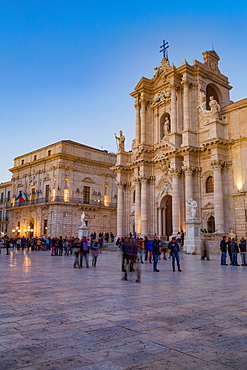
[186,198,198,219]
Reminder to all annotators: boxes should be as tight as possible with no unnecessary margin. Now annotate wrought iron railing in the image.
[10,196,117,209]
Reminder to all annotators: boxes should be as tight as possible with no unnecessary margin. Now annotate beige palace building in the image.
[8,140,117,238]
[114,50,247,247]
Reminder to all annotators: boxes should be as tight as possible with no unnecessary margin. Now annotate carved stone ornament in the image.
[162,181,172,193]
[152,89,171,106]
[30,173,37,185]
[198,91,221,125]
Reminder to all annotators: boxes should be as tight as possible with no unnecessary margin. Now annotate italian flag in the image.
[19,192,29,202]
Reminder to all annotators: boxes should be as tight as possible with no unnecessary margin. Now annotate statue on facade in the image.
[80,212,86,227]
[209,96,221,118]
[186,198,198,219]
[164,116,171,134]
[115,130,125,152]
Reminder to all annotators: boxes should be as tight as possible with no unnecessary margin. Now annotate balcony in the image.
[10,196,117,209]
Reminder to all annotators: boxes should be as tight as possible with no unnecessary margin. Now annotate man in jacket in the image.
[168,237,182,272]
[152,236,161,272]
[220,236,228,265]
[239,237,246,266]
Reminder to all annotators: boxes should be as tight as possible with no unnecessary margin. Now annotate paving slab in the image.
[0,249,246,369]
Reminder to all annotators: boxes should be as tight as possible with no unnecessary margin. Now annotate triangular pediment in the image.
[202,202,214,210]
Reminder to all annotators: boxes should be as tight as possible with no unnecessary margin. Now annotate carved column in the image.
[140,98,146,143]
[212,161,224,233]
[155,109,159,143]
[117,181,124,237]
[170,168,181,235]
[135,100,141,145]
[182,81,190,131]
[184,167,194,221]
[140,176,148,236]
[158,207,162,237]
[170,84,177,133]
[134,178,141,234]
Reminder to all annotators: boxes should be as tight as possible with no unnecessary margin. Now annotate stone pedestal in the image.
[78,226,88,239]
[184,220,201,254]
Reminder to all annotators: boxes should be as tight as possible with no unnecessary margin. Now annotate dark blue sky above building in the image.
[0,0,246,180]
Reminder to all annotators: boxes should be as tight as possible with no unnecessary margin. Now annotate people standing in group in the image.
[121,237,140,282]
[168,237,182,272]
[239,237,246,266]
[230,238,239,266]
[152,236,161,272]
[220,236,228,265]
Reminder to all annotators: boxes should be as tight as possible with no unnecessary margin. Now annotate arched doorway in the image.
[207,216,215,233]
[159,195,172,240]
[165,196,172,238]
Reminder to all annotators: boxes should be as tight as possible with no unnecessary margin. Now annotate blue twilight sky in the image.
[0,1,247,181]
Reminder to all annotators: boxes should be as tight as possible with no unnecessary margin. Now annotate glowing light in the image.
[236,179,243,191]
[64,189,69,202]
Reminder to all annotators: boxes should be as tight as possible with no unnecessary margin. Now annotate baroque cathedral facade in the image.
[114,50,247,249]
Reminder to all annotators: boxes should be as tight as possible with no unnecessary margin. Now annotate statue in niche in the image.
[164,116,171,134]
[186,198,198,219]
[115,130,125,152]
[209,96,221,118]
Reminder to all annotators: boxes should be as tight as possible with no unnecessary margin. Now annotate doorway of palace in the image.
[160,195,172,240]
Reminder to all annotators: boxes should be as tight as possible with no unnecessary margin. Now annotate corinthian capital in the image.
[169,167,181,178]
[182,166,195,176]
[211,160,224,170]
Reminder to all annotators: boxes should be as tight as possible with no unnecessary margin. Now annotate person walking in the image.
[239,237,247,266]
[168,237,182,272]
[220,236,228,265]
[91,239,100,267]
[152,236,161,272]
[80,237,89,268]
[73,238,81,268]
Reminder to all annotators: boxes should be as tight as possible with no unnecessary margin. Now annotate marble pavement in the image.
[0,249,247,369]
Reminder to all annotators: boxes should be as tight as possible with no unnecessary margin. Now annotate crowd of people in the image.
[2,231,246,277]
[220,236,247,266]
[117,234,183,283]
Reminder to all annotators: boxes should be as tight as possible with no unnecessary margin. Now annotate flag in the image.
[16,191,28,202]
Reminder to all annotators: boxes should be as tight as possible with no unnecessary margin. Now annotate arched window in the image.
[206,176,214,193]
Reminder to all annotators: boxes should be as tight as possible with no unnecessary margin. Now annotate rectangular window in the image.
[64,189,69,202]
[7,191,10,201]
[48,150,51,156]
[0,211,2,221]
[34,155,37,161]
[51,189,56,201]
[43,219,48,235]
[5,211,9,221]
[45,185,50,202]
[83,186,90,204]
[0,193,3,203]
[104,195,109,206]
[31,188,35,204]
